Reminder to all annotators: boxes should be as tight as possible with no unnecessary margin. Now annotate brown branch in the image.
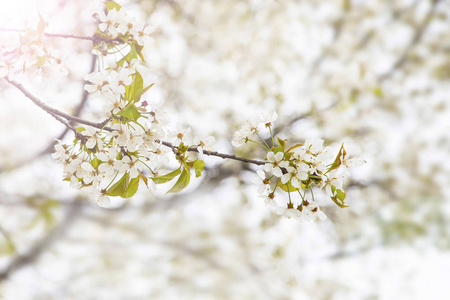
[159,141,266,166]
[5,78,267,167]
[5,78,111,131]
[43,54,98,152]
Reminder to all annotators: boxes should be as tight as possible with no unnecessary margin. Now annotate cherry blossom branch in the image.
[5,78,267,166]
[159,141,266,166]
[0,28,122,43]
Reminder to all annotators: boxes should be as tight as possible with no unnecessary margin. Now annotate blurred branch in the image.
[308,17,345,77]
[0,200,82,282]
[379,0,442,81]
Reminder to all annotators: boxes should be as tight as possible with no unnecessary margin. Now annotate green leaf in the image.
[126,71,144,102]
[285,143,302,153]
[123,176,139,198]
[107,173,130,196]
[336,189,346,201]
[152,169,181,184]
[167,168,190,194]
[134,83,155,101]
[272,137,286,153]
[91,157,101,169]
[278,181,297,193]
[116,43,138,67]
[117,104,141,121]
[193,160,205,178]
[331,189,347,208]
[138,171,148,187]
[105,1,121,11]
[76,127,86,133]
[135,43,145,62]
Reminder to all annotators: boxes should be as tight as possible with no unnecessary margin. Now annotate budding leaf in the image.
[152,169,181,184]
[273,137,286,153]
[327,143,346,173]
[76,127,86,133]
[105,1,121,11]
[117,104,141,121]
[193,160,205,178]
[107,173,130,196]
[166,168,190,194]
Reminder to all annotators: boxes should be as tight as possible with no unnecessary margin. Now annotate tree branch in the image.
[379,0,442,81]
[0,200,82,282]
[0,28,123,43]
[5,79,267,167]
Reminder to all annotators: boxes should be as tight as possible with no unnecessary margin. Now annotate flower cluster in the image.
[0,17,67,79]
[50,1,365,219]
[92,1,153,55]
[51,1,215,207]
[232,112,278,147]
[240,114,365,223]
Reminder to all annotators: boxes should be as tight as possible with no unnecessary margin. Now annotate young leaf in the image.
[107,173,130,196]
[152,169,181,184]
[138,171,149,187]
[123,176,139,198]
[135,43,145,62]
[278,181,297,193]
[331,189,347,208]
[193,160,205,178]
[126,71,144,101]
[134,83,155,101]
[117,104,141,121]
[273,137,286,153]
[327,143,346,173]
[91,157,101,169]
[105,1,121,11]
[166,168,190,194]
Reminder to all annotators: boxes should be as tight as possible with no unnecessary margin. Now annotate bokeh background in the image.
[1,0,450,299]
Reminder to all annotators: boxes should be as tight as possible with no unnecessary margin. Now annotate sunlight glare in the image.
[0,0,39,28]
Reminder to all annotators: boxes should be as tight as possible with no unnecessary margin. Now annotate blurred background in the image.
[1,0,450,299]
